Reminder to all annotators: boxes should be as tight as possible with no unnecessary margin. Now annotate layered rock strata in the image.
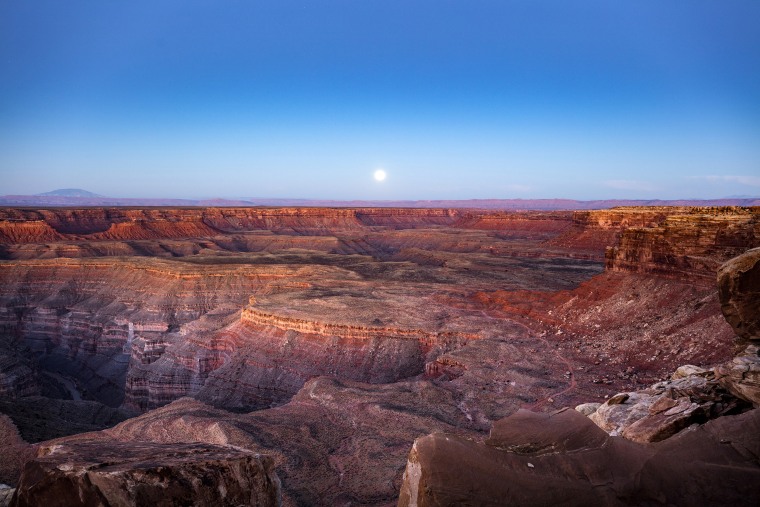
[3,206,760,506]
[718,247,760,340]
[607,207,760,280]
[0,258,297,407]
[124,290,481,412]
[1,206,607,416]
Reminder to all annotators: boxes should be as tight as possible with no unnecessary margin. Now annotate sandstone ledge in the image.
[10,441,281,507]
[241,306,475,343]
[398,408,760,507]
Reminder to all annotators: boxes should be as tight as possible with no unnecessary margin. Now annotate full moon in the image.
[374,169,387,182]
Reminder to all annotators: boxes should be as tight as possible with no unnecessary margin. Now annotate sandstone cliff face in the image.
[607,207,760,281]
[452,211,574,236]
[714,247,760,406]
[0,220,63,244]
[0,258,291,407]
[0,207,592,263]
[546,207,677,256]
[718,247,760,340]
[0,206,669,261]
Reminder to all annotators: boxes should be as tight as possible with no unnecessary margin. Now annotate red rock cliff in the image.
[606,207,760,281]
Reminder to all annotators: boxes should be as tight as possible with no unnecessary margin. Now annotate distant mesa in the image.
[35,189,104,198]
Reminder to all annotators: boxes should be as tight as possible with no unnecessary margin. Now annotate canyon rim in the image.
[0,204,758,506]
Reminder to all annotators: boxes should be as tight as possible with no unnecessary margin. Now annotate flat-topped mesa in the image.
[605,207,760,281]
[124,301,475,412]
[242,289,480,344]
[0,207,470,245]
[241,307,474,345]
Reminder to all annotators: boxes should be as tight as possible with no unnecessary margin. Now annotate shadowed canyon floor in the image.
[0,206,758,505]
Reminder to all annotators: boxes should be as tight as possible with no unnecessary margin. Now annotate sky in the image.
[1,1,759,200]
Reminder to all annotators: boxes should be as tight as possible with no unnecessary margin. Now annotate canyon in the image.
[0,205,758,506]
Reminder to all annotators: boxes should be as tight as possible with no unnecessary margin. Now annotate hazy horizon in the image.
[2,1,759,201]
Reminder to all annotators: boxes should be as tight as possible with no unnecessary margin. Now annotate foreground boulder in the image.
[588,368,748,443]
[10,440,281,507]
[716,344,760,407]
[398,408,760,506]
[718,247,760,340]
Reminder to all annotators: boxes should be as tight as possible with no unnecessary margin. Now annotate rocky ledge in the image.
[10,440,281,507]
[398,407,760,507]
[718,247,760,341]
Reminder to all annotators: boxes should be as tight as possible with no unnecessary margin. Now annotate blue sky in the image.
[1,1,759,200]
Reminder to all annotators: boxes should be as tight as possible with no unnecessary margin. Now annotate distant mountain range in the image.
[36,188,104,198]
[1,189,758,209]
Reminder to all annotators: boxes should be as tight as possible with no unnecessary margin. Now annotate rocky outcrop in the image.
[583,247,760,440]
[10,441,281,507]
[398,243,760,506]
[398,407,760,507]
[0,485,14,507]
[587,368,748,442]
[712,247,760,407]
[715,345,760,407]
[718,247,760,340]
[606,207,760,281]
